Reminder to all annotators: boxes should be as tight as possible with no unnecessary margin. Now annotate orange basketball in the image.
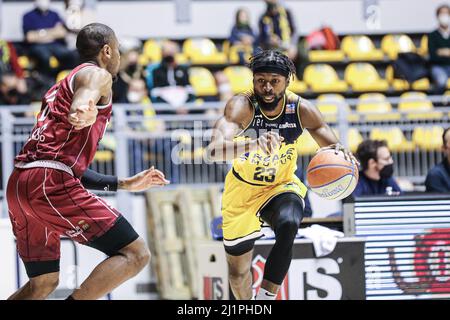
[306,149,359,200]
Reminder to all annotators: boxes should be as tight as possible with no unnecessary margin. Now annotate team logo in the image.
[388,228,450,295]
[286,103,296,114]
[252,255,289,300]
[78,220,91,232]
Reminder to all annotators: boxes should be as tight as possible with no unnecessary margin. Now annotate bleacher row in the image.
[17,33,436,98]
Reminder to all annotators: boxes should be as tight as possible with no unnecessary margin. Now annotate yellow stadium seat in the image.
[143,39,162,63]
[223,66,253,94]
[385,65,430,91]
[341,35,384,61]
[228,44,253,64]
[316,94,358,123]
[412,126,444,151]
[183,38,228,64]
[287,75,307,93]
[333,128,364,153]
[296,130,320,155]
[304,64,348,93]
[398,91,442,120]
[370,127,415,152]
[356,93,400,121]
[56,70,71,83]
[18,56,31,69]
[222,40,231,57]
[344,63,389,92]
[49,56,59,68]
[94,150,114,162]
[308,50,345,62]
[381,34,416,60]
[418,35,428,57]
[189,67,218,96]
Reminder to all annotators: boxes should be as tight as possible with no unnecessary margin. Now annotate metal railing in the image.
[0,96,448,217]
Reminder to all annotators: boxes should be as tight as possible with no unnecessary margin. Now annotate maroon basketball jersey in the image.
[16,63,112,177]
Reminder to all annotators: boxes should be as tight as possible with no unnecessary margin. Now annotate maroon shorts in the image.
[7,167,123,265]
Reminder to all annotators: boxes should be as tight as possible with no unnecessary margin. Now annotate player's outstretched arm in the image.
[69,67,112,130]
[80,167,169,192]
[299,98,358,164]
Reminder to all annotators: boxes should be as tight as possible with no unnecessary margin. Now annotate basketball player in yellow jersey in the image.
[207,50,357,300]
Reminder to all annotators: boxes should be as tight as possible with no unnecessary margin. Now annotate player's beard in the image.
[256,92,284,112]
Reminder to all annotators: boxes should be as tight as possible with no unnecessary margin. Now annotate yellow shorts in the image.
[221,170,307,252]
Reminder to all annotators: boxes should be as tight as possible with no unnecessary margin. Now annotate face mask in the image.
[127,91,143,104]
[379,163,394,179]
[162,55,175,64]
[439,14,450,27]
[7,88,19,97]
[36,0,50,12]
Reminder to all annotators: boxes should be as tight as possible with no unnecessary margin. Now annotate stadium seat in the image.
[56,70,70,83]
[296,130,320,155]
[316,94,358,123]
[49,56,59,68]
[333,128,364,153]
[143,39,162,63]
[344,63,389,92]
[308,50,345,62]
[18,55,31,69]
[385,65,430,91]
[228,44,253,64]
[381,34,416,60]
[183,38,228,64]
[223,66,253,94]
[341,35,384,61]
[398,91,442,120]
[356,93,401,121]
[412,126,444,151]
[370,127,415,152]
[188,67,218,96]
[418,35,428,57]
[303,64,348,92]
[287,74,307,93]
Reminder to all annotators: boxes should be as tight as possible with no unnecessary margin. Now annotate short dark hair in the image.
[356,139,388,171]
[443,127,450,146]
[248,49,296,79]
[436,4,450,16]
[76,23,116,62]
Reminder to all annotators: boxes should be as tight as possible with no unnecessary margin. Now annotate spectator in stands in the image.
[150,41,194,114]
[229,8,256,65]
[112,37,145,103]
[0,40,30,105]
[63,0,96,50]
[353,140,402,197]
[429,4,450,94]
[23,0,77,77]
[258,0,297,60]
[425,127,450,192]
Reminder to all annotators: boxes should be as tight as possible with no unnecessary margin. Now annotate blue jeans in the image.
[29,42,77,76]
[430,64,450,93]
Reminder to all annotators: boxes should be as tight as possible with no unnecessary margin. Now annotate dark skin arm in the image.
[207,95,284,162]
[299,98,359,164]
[68,67,112,130]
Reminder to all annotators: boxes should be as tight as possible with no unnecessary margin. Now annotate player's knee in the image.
[123,239,151,271]
[276,218,299,238]
[30,273,59,297]
[228,266,250,282]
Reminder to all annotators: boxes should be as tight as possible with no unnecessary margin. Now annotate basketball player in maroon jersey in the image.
[6,23,169,300]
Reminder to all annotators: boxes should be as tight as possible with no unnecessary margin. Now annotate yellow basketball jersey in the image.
[232,90,305,187]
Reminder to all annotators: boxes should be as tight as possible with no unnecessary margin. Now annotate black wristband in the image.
[80,169,118,192]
